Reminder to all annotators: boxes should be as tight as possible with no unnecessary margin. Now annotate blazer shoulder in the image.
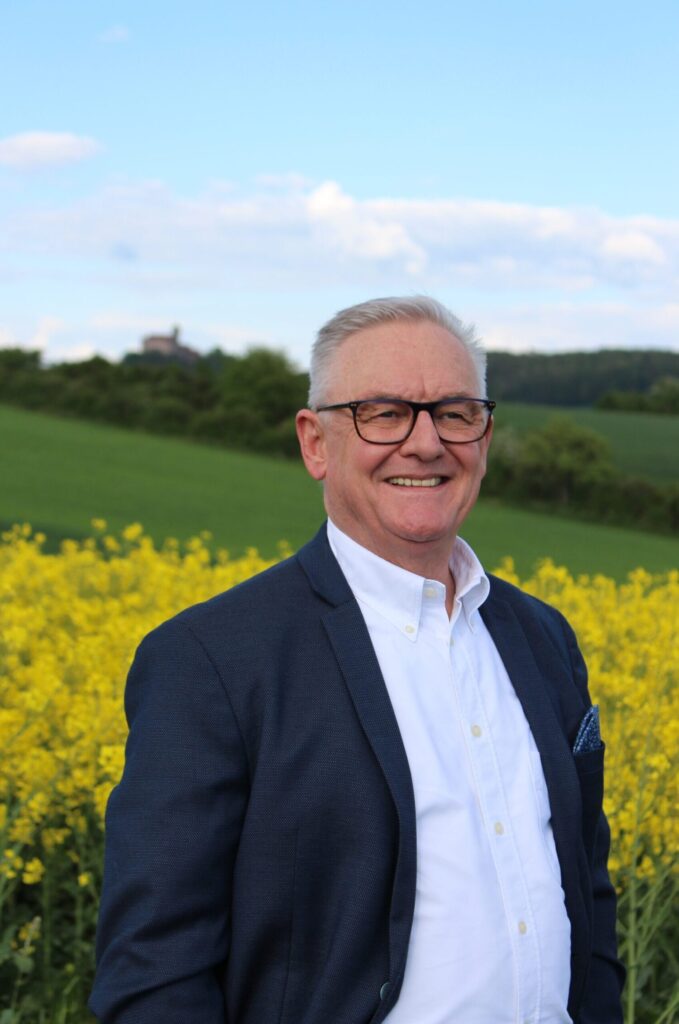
[176,552,311,628]
[135,548,322,664]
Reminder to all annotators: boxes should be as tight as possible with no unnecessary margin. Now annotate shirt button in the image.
[494,821,505,835]
[471,724,482,738]
[405,624,415,635]
[518,920,528,935]
[379,981,391,1000]
[424,586,437,598]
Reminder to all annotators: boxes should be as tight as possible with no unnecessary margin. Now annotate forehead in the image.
[327,318,479,399]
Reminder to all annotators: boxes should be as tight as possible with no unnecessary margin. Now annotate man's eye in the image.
[360,404,407,422]
[438,403,479,424]
[438,410,469,424]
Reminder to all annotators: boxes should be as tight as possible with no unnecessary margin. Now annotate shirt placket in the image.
[448,616,542,1024]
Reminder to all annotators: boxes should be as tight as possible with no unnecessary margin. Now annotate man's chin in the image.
[388,519,457,549]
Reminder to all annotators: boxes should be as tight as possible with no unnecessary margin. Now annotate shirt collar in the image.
[327,519,490,641]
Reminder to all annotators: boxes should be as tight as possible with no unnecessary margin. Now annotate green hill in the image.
[2,404,678,578]
[496,403,679,483]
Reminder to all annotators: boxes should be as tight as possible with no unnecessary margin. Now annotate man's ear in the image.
[296,409,328,481]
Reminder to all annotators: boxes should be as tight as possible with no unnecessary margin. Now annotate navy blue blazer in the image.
[90,524,624,1023]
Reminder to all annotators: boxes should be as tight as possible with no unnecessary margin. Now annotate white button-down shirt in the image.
[328,520,572,1024]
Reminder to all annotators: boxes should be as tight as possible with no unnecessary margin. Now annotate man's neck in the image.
[327,520,458,615]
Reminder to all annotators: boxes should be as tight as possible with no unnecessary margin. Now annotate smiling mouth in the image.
[386,476,445,488]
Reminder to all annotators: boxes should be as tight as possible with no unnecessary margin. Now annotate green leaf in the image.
[12,952,33,973]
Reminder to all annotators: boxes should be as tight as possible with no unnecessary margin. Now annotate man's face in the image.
[296,318,492,569]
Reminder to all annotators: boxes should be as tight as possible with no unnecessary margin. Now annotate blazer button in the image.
[379,982,391,1000]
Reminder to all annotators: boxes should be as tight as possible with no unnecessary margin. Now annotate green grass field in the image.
[497,402,678,482]
[3,403,678,578]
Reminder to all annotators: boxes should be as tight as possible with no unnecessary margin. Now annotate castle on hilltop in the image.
[141,327,199,365]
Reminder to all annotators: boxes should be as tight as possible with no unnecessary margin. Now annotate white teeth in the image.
[387,477,443,487]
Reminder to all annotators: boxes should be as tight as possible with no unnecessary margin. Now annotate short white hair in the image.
[308,295,486,408]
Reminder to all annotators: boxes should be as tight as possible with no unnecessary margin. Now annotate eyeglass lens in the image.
[354,399,490,443]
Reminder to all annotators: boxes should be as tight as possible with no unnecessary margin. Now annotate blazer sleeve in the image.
[560,617,625,1024]
[89,617,250,1023]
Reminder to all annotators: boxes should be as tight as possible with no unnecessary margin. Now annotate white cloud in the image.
[0,325,17,348]
[99,25,129,43]
[4,297,677,369]
[0,317,74,362]
[28,316,67,352]
[600,230,664,265]
[2,178,678,360]
[307,181,427,273]
[4,178,678,296]
[0,132,101,169]
[481,301,679,353]
[55,342,98,362]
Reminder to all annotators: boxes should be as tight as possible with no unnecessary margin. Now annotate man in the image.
[90,296,624,1023]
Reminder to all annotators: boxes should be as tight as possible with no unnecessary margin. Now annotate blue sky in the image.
[1,0,678,366]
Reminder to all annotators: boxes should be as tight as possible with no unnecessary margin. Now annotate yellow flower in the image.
[21,857,45,885]
[18,916,41,944]
[122,523,144,542]
[0,521,676,901]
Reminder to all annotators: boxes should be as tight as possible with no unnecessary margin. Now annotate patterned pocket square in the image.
[573,705,602,754]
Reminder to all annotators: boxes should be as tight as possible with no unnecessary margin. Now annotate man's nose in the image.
[399,409,445,457]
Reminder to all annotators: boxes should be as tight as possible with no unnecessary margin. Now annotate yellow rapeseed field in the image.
[0,522,677,1021]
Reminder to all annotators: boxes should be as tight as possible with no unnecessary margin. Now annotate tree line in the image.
[596,376,679,414]
[1,345,677,535]
[487,349,679,407]
[0,347,307,458]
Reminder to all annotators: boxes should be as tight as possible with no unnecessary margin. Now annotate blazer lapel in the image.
[481,586,591,1008]
[297,527,417,1001]
[480,591,580,815]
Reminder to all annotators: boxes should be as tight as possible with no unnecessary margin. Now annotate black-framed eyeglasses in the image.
[316,397,496,445]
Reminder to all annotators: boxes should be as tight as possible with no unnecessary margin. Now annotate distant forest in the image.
[3,344,678,404]
[487,349,679,407]
[1,347,677,458]
[2,345,677,534]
